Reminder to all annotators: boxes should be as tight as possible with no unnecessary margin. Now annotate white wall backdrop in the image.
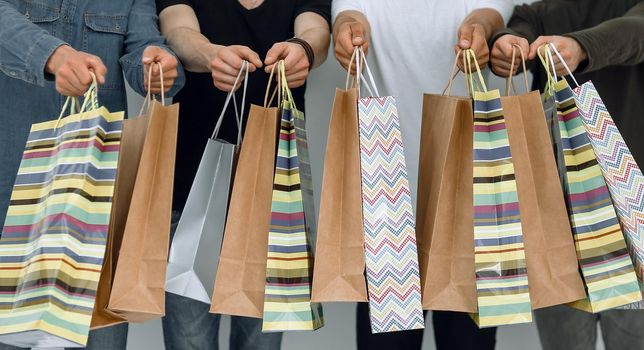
[124,1,607,349]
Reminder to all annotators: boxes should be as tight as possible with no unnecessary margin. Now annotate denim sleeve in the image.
[119,0,185,97]
[0,1,67,86]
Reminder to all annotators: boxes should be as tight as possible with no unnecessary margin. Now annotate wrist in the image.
[287,37,314,70]
[45,44,73,74]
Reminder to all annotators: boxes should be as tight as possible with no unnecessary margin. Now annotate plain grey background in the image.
[122,1,608,348]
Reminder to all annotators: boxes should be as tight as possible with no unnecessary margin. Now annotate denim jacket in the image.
[0,0,186,227]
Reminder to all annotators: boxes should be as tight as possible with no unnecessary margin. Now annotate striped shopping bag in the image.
[573,81,644,309]
[550,78,641,312]
[0,88,122,347]
[471,88,533,327]
[262,61,323,332]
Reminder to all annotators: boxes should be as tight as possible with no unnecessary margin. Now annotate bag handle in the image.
[345,47,378,97]
[548,43,580,87]
[443,49,487,97]
[55,72,99,129]
[138,62,166,117]
[505,44,530,96]
[264,62,281,108]
[212,61,250,146]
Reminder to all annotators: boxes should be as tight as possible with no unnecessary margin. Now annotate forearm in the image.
[565,2,644,72]
[122,0,184,96]
[164,27,219,73]
[0,1,66,85]
[461,8,505,40]
[294,12,330,68]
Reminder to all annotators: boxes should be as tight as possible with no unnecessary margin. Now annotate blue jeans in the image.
[535,305,644,350]
[0,323,128,350]
[162,211,282,350]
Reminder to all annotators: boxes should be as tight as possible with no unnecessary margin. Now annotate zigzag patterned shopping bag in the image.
[0,84,122,347]
[356,51,423,333]
[574,81,644,309]
[262,62,323,331]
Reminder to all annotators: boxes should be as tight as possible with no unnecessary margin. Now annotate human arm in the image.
[264,11,331,87]
[456,7,507,69]
[158,4,262,92]
[332,9,370,74]
[120,0,184,96]
[0,1,108,96]
[531,1,644,74]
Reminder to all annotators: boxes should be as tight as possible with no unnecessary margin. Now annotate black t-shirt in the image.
[155,0,331,211]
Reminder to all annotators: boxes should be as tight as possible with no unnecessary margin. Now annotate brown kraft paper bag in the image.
[501,90,586,309]
[210,104,279,318]
[91,114,149,329]
[107,100,179,322]
[417,92,477,313]
[311,87,368,303]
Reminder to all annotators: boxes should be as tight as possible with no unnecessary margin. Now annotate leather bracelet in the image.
[287,37,314,70]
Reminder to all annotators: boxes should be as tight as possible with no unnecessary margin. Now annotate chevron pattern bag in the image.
[544,45,644,309]
[462,50,533,327]
[0,80,122,348]
[262,61,323,331]
[574,82,644,309]
[354,49,424,333]
[539,45,641,312]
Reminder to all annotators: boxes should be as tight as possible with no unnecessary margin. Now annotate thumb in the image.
[528,37,549,60]
[237,47,262,70]
[142,46,162,64]
[350,23,365,47]
[458,25,474,49]
[264,43,287,66]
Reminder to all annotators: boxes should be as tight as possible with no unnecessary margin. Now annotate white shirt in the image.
[332,0,513,209]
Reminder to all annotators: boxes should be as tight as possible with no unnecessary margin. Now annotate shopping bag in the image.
[210,84,280,319]
[165,62,249,305]
[545,45,644,309]
[311,60,368,302]
[500,48,586,309]
[574,82,644,309]
[457,49,533,327]
[417,54,477,314]
[262,61,324,331]
[91,111,148,329]
[539,45,641,312]
[108,67,180,322]
[354,49,424,333]
[0,81,123,347]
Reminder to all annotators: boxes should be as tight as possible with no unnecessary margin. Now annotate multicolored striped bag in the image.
[540,45,641,312]
[0,83,123,347]
[262,61,323,331]
[462,49,532,327]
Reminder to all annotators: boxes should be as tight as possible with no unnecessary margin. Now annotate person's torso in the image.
[172,0,307,211]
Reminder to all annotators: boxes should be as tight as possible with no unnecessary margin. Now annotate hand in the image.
[455,23,490,71]
[264,41,310,88]
[142,46,179,94]
[529,36,588,76]
[210,45,262,92]
[490,34,530,77]
[333,19,368,75]
[45,45,107,97]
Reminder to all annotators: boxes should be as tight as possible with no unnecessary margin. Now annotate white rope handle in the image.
[548,43,580,87]
[212,61,250,147]
[356,47,380,97]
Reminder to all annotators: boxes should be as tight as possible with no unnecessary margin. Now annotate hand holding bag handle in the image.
[55,72,100,128]
[505,45,530,96]
[213,61,250,146]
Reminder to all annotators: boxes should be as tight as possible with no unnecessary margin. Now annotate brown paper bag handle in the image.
[505,44,530,96]
[138,63,166,117]
[263,62,281,108]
